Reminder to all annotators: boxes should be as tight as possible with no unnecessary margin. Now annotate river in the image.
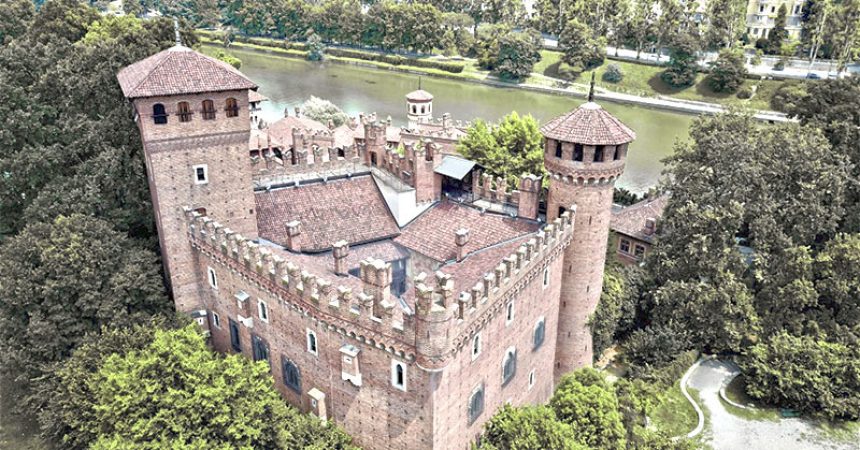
[225,47,696,193]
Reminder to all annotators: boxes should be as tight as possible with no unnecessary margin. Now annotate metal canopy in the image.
[434,156,476,180]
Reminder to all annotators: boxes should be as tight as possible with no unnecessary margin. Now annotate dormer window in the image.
[573,143,583,161]
[202,100,216,120]
[152,103,168,125]
[225,97,239,118]
[177,101,192,122]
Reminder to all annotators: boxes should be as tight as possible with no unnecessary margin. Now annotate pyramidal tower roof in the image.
[117,45,257,99]
[540,101,636,146]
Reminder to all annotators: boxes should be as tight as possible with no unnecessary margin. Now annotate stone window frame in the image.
[306,329,318,356]
[533,317,546,351]
[471,333,482,361]
[468,383,485,425]
[257,298,269,323]
[282,356,301,393]
[501,346,517,386]
[193,164,209,185]
[619,239,631,254]
[207,266,218,289]
[505,301,515,326]
[211,311,221,329]
[391,360,407,392]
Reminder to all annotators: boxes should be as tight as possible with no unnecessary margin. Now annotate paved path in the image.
[686,359,859,450]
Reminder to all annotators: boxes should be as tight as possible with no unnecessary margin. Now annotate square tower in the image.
[118,45,259,313]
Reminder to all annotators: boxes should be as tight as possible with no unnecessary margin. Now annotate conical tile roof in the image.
[117,45,257,99]
[540,102,636,146]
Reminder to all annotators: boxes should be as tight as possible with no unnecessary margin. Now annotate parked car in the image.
[806,72,821,80]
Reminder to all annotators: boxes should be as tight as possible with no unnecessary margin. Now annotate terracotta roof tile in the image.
[441,235,533,294]
[255,175,399,252]
[396,201,540,262]
[117,46,257,98]
[610,195,668,244]
[540,102,636,146]
[267,115,328,147]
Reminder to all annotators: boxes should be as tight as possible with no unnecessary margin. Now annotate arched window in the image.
[420,105,425,114]
[225,97,239,118]
[502,347,517,385]
[252,335,270,364]
[306,329,318,355]
[282,356,301,393]
[202,99,216,120]
[533,319,546,350]
[152,103,167,125]
[471,333,481,360]
[468,385,484,424]
[391,360,407,391]
[411,104,417,114]
[177,101,192,122]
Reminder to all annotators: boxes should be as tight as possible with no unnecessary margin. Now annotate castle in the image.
[117,45,635,450]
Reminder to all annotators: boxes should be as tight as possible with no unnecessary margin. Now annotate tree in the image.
[0,0,34,44]
[707,47,747,93]
[815,233,860,332]
[628,0,657,59]
[457,112,545,183]
[0,215,170,401]
[661,33,699,87]
[654,0,683,61]
[478,405,586,450]
[743,332,860,420]
[495,29,542,80]
[802,0,832,67]
[307,31,324,61]
[213,48,242,68]
[301,96,349,127]
[830,0,860,74]
[123,0,144,17]
[591,267,627,358]
[766,4,789,54]
[559,17,605,70]
[46,325,358,449]
[706,0,746,49]
[550,368,627,450]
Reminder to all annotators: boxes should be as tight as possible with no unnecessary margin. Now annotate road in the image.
[686,359,859,450]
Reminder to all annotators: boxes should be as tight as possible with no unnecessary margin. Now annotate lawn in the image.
[534,50,780,111]
[650,381,700,438]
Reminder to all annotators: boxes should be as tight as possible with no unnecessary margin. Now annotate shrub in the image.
[773,58,786,71]
[707,48,747,93]
[736,87,752,99]
[603,63,623,83]
[324,47,465,73]
[754,37,769,50]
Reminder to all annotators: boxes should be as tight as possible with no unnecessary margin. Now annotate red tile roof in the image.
[396,201,540,262]
[267,115,328,147]
[255,175,399,252]
[117,46,257,99]
[610,195,668,244]
[406,89,434,102]
[441,235,533,293]
[541,102,636,146]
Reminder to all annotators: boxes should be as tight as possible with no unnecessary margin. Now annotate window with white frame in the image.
[528,369,536,390]
[471,333,482,360]
[257,299,269,322]
[542,266,550,289]
[207,267,218,289]
[306,329,318,355]
[502,347,517,386]
[193,164,208,185]
[211,311,221,329]
[505,301,515,325]
[391,360,407,391]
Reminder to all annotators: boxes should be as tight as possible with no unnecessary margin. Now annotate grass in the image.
[650,381,699,437]
[534,50,781,111]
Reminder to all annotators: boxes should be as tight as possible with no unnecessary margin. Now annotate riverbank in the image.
[200,39,791,123]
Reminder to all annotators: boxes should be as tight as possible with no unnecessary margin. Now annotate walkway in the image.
[685,359,859,450]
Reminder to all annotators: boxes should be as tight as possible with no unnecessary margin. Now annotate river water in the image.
[227,47,696,193]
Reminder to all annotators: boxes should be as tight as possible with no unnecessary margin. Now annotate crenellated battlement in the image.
[251,141,365,187]
[472,171,543,220]
[184,209,420,361]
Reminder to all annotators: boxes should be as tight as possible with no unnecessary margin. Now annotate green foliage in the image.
[478,405,586,450]
[457,112,544,183]
[815,233,860,331]
[591,268,627,358]
[769,80,807,112]
[743,332,860,420]
[0,215,169,402]
[44,324,357,449]
[495,28,542,80]
[707,47,746,93]
[323,47,465,73]
[603,62,624,82]
[661,33,699,87]
[301,96,349,127]
[307,31,324,61]
[766,4,789,54]
[559,18,605,71]
[0,0,34,44]
[735,86,752,99]
[550,368,627,450]
[213,48,242,69]
[623,326,692,369]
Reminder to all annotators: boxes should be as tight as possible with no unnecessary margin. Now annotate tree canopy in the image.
[457,111,544,184]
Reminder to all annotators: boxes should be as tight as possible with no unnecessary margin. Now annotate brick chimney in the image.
[285,220,302,252]
[517,174,542,220]
[332,240,350,275]
[644,217,657,235]
[455,228,470,262]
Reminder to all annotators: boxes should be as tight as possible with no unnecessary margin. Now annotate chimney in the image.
[644,217,657,235]
[294,106,301,117]
[327,119,334,129]
[285,220,302,252]
[442,112,450,130]
[332,240,350,275]
[284,108,290,118]
[455,228,470,262]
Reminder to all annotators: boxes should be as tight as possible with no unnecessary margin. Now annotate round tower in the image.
[542,95,636,381]
[406,87,433,129]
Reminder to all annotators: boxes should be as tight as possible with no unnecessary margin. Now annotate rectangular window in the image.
[554,141,563,158]
[211,312,221,329]
[619,239,631,254]
[207,267,218,289]
[252,334,270,364]
[194,164,208,185]
[594,145,605,162]
[391,360,407,391]
[634,244,646,258]
[257,299,269,323]
[282,356,301,393]
[229,318,241,352]
[573,144,584,161]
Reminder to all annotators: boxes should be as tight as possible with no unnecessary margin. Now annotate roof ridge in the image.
[127,50,176,98]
